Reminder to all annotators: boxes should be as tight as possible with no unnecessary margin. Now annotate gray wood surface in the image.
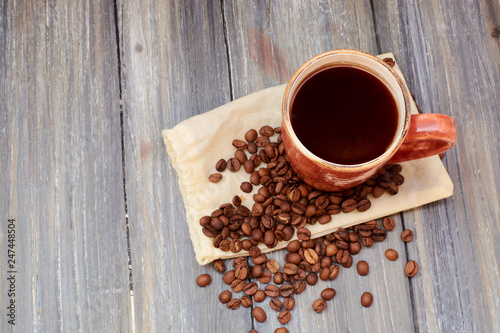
[0,0,131,332]
[1,0,499,332]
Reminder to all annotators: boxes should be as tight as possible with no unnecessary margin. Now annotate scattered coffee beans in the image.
[219,290,231,303]
[312,298,327,313]
[405,260,419,277]
[278,310,291,324]
[361,292,373,307]
[385,249,399,261]
[356,260,369,276]
[401,229,414,242]
[284,297,295,311]
[275,328,289,333]
[252,307,267,322]
[196,274,211,287]
[227,298,241,310]
[321,288,336,301]
[382,216,395,231]
[270,298,284,312]
[208,173,222,183]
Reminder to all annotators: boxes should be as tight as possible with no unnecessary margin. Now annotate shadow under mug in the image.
[281,49,457,192]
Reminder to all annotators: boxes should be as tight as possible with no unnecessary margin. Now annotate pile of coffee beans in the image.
[202,125,406,255]
[196,125,420,331]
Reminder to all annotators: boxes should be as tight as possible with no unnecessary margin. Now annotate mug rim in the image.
[282,49,411,172]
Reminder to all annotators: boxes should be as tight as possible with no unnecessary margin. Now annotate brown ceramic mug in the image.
[281,49,456,191]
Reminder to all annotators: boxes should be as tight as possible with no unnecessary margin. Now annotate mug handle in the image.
[388,114,457,164]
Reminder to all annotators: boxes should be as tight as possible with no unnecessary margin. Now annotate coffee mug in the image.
[281,49,456,191]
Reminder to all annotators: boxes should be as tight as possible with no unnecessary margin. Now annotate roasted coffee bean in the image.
[235,150,247,164]
[287,240,301,253]
[199,215,211,227]
[196,274,211,287]
[361,292,373,307]
[336,249,349,264]
[252,264,264,278]
[253,254,268,265]
[232,256,246,268]
[227,158,241,172]
[215,159,227,172]
[259,125,274,137]
[328,265,340,280]
[356,260,369,276]
[362,236,374,247]
[306,272,318,286]
[252,307,267,323]
[372,185,385,198]
[293,280,307,294]
[258,271,272,284]
[405,260,419,277]
[230,239,243,253]
[326,243,339,257]
[304,248,319,264]
[250,171,261,185]
[278,310,291,324]
[227,298,241,310]
[356,198,371,212]
[321,288,336,301]
[270,298,284,312]
[244,160,255,174]
[274,272,284,284]
[245,129,258,142]
[385,249,399,261]
[312,298,326,313]
[223,270,236,285]
[208,173,223,183]
[247,142,258,154]
[264,230,276,247]
[266,259,280,274]
[382,216,395,231]
[265,285,280,297]
[348,241,361,255]
[341,199,357,213]
[275,328,288,333]
[253,290,266,303]
[256,136,270,147]
[318,214,332,224]
[319,267,330,281]
[248,246,261,258]
[238,296,251,309]
[284,263,298,275]
[401,229,414,242]
[335,239,349,250]
[233,139,248,150]
[280,284,294,297]
[231,279,245,292]
[342,255,353,268]
[219,290,232,303]
[251,229,263,242]
[244,282,259,296]
[372,228,387,242]
[240,181,253,193]
[297,227,311,241]
[213,259,226,274]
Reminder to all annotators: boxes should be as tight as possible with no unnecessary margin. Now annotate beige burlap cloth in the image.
[163,53,453,265]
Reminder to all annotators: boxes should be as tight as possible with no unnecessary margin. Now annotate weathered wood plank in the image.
[223,1,415,332]
[373,0,500,332]
[0,0,130,331]
[118,1,249,331]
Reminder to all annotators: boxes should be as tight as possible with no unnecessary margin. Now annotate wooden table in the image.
[1,1,499,332]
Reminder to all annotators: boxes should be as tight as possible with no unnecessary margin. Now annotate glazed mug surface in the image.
[281,49,456,191]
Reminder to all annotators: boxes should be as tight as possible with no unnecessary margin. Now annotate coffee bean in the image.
[304,248,319,264]
[245,129,258,142]
[293,280,306,294]
[328,265,340,280]
[253,253,268,265]
[348,241,361,255]
[223,270,236,285]
[287,240,301,253]
[253,290,266,303]
[361,292,373,307]
[227,158,241,172]
[341,199,357,213]
[283,263,298,275]
[250,171,261,185]
[231,279,245,292]
[356,260,369,276]
[219,290,232,303]
[279,283,294,297]
[196,274,211,287]
[248,246,261,258]
[405,260,418,277]
[235,150,247,164]
[270,298,283,312]
[380,217,394,232]
[326,243,339,256]
[233,139,248,150]
[372,228,387,242]
[208,173,222,183]
[278,310,291,324]
[235,296,250,309]
[226,298,240,310]
[240,181,253,193]
[252,307,267,322]
[356,198,371,212]
[372,185,385,198]
[215,159,227,172]
[312,298,326,313]
[264,285,280,297]
[321,288,336,301]
[401,229,414,242]
[243,160,255,174]
[264,230,276,247]
[230,239,243,253]
[247,142,258,154]
[297,227,311,241]
[275,328,288,333]
[342,254,353,268]
[213,259,226,274]
[244,282,259,295]
[266,259,280,273]
[255,136,271,147]
[258,271,272,284]
[385,249,399,261]
[306,272,318,286]
[361,236,374,247]
[259,125,274,137]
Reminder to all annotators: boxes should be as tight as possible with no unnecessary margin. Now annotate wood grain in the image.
[0,0,130,331]
[118,0,247,331]
[372,0,500,332]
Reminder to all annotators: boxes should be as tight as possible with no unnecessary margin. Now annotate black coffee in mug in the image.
[290,66,398,165]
